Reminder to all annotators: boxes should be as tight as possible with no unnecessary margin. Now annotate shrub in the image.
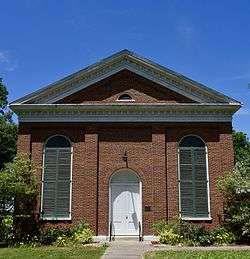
[39,227,73,245]
[152,220,170,235]
[179,221,212,246]
[71,221,93,245]
[210,227,236,245]
[41,222,93,247]
[154,220,235,246]
[0,215,13,242]
[54,234,69,247]
[72,221,90,234]
[73,228,93,245]
[159,228,182,245]
[153,220,183,246]
[153,219,181,235]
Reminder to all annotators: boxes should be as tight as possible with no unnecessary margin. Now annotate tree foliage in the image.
[217,159,250,242]
[0,154,38,243]
[0,79,8,111]
[0,154,38,215]
[217,130,250,243]
[233,130,250,163]
[0,79,17,170]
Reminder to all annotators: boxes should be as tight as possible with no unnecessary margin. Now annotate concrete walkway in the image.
[101,240,250,259]
[101,240,153,259]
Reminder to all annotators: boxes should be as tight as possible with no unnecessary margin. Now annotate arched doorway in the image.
[109,169,142,236]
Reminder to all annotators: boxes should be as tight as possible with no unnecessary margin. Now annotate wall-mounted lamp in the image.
[122,151,128,162]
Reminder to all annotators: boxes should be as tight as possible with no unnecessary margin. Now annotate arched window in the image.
[178,136,210,219]
[117,93,133,101]
[41,135,72,220]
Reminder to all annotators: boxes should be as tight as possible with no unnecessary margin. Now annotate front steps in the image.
[93,235,158,242]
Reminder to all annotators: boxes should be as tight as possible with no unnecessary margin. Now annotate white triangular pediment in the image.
[11,50,240,105]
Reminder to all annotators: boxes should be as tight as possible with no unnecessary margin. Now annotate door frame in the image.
[109,169,142,236]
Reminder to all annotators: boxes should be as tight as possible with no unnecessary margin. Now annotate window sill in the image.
[116,99,135,102]
[181,217,212,221]
[40,217,71,221]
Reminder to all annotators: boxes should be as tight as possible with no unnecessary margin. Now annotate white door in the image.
[111,184,140,235]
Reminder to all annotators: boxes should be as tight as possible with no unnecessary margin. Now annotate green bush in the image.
[179,221,212,246]
[154,220,235,246]
[73,228,93,245]
[71,222,93,245]
[210,227,236,245]
[72,221,90,234]
[41,222,93,247]
[152,220,169,235]
[54,234,69,247]
[159,228,182,245]
[0,215,13,242]
[39,227,73,245]
[153,219,181,235]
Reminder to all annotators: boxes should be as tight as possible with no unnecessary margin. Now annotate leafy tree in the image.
[0,154,38,243]
[233,130,250,163]
[217,130,250,243]
[217,161,250,243]
[0,78,17,170]
[0,154,38,214]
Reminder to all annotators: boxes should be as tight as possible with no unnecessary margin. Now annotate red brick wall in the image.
[56,70,195,104]
[17,122,234,235]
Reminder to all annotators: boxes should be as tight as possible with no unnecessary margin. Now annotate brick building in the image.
[11,50,241,240]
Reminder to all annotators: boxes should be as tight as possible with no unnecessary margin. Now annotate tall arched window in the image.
[178,136,210,219]
[41,135,72,220]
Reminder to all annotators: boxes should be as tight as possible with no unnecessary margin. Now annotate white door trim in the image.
[109,169,142,236]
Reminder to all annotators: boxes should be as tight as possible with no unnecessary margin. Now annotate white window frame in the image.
[177,135,211,221]
[116,93,135,102]
[40,135,73,221]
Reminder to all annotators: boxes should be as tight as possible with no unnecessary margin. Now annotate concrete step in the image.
[112,236,140,241]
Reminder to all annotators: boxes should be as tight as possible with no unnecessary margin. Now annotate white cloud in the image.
[0,51,18,72]
[0,51,10,63]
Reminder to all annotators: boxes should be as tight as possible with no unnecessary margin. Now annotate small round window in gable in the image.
[117,93,133,101]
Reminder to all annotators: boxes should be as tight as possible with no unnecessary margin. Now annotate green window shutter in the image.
[42,147,71,219]
[179,149,194,217]
[42,149,57,218]
[179,147,209,218]
[193,149,209,217]
[56,148,71,218]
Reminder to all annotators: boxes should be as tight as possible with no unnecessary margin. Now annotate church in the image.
[11,50,241,240]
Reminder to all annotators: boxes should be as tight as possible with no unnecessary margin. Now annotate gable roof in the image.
[11,49,241,105]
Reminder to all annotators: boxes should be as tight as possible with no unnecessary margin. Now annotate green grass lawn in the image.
[145,250,250,259]
[0,245,106,259]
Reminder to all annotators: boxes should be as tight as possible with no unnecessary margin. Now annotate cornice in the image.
[11,103,239,123]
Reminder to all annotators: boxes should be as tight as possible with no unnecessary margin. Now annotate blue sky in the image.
[1,0,250,136]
